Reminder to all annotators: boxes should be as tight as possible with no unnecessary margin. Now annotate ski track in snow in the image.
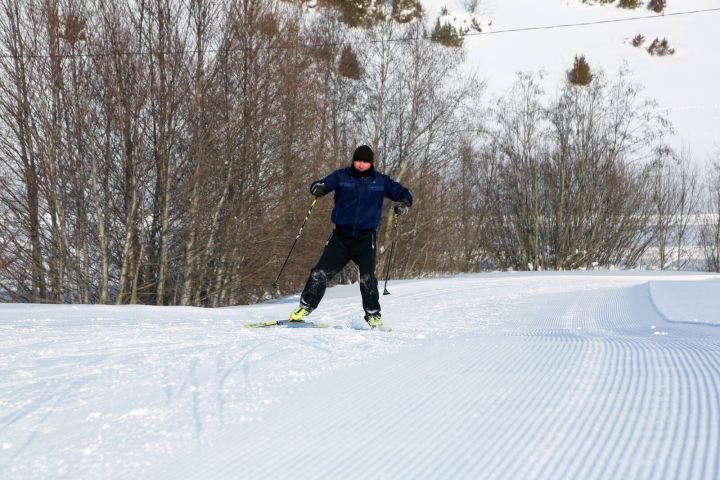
[1,273,719,479]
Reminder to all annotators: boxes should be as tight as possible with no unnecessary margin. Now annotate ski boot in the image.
[365,314,382,329]
[289,305,311,323]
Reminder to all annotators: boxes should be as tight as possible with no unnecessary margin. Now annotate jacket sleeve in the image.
[318,169,341,193]
[384,176,413,206]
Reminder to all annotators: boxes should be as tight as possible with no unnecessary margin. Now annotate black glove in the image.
[309,181,326,197]
[394,198,410,216]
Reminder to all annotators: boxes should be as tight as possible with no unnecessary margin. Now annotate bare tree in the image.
[700,159,720,272]
[485,72,548,270]
[145,0,189,305]
[0,0,47,301]
[482,67,670,271]
[649,145,700,269]
[672,147,700,269]
[547,68,668,270]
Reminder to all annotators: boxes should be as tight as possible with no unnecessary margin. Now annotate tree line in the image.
[0,0,717,305]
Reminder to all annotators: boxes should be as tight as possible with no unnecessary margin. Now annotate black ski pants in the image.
[300,230,380,317]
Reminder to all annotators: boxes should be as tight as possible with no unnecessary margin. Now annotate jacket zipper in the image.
[352,176,366,235]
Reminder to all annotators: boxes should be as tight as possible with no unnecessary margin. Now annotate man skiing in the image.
[289,145,413,329]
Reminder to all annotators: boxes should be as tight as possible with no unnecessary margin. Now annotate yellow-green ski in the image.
[245,319,329,329]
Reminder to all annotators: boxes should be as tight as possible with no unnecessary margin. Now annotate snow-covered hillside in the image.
[422,0,720,164]
[2,272,719,478]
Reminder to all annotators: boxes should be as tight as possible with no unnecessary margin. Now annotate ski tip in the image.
[245,320,279,328]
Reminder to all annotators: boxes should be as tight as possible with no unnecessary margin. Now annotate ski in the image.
[244,319,391,331]
[245,319,330,329]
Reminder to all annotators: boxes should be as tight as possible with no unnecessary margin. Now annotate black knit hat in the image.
[352,145,374,164]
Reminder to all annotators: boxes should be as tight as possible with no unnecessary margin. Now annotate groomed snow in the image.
[2,271,719,478]
[649,278,720,325]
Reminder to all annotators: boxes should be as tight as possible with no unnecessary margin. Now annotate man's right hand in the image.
[310,181,326,197]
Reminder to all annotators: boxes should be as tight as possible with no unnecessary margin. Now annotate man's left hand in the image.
[394,200,410,216]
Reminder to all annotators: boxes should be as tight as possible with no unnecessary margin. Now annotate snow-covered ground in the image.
[422,0,720,164]
[2,272,719,479]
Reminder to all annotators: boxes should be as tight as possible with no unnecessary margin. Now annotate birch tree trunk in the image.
[180,0,210,305]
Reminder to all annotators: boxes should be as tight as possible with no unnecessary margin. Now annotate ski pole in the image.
[272,197,318,289]
[382,212,400,295]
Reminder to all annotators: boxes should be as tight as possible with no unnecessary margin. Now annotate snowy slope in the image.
[2,272,719,479]
[421,0,720,163]
[649,278,720,325]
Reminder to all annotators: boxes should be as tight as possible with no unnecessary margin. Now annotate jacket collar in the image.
[350,165,375,178]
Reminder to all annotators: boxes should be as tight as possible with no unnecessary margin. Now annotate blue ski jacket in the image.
[319,167,413,238]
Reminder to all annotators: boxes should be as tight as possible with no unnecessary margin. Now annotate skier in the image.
[289,145,413,329]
